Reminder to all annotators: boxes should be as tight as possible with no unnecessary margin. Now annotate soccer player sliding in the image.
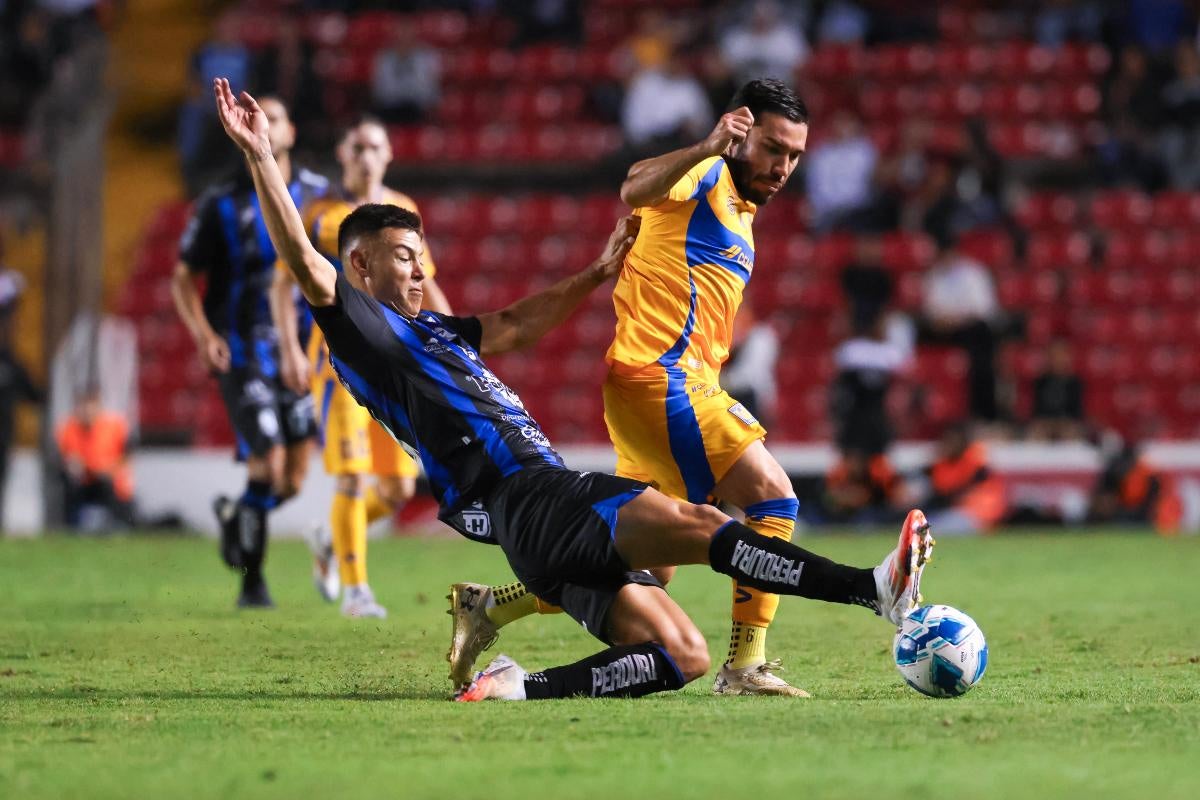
[213,77,935,701]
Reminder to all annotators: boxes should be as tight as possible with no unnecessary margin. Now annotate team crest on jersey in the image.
[460,508,492,538]
[424,336,450,355]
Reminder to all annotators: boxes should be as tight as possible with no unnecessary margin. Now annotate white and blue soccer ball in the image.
[893,605,988,698]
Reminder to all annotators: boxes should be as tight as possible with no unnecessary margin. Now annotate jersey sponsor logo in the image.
[728,402,758,427]
[720,243,754,275]
[591,652,659,696]
[424,336,451,355]
[465,369,527,411]
[730,539,804,587]
[518,424,551,448]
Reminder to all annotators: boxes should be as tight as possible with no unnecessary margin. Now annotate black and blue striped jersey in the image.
[310,273,565,542]
[179,168,328,376]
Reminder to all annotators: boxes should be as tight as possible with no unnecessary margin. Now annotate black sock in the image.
[522,643,686,699]
[708,521,878,611]
[237,481,274,591]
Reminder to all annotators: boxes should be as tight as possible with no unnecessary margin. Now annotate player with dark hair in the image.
[451,79,821,695]
[171,94,327,607]
[269,114,451,618]
[214,78,934,702]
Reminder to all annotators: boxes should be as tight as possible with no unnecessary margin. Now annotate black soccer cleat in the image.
[237,581,275,609]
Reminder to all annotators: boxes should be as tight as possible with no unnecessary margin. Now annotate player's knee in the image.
[336,473,365,496]
[675,500,729,536]
[661,630,710,683]
[378,477,415,507]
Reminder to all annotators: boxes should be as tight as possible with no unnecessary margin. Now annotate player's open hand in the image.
[213,77,270,160]
[591,216,641,282]
[704,106,754,157]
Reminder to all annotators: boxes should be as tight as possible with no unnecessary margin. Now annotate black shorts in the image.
[484,467,660,644]
[216,368,316,461]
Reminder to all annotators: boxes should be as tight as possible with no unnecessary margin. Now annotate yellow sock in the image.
[330,491,368,587]
[363,485,392,525]
[484,581,562,628]
[727,506,796,668]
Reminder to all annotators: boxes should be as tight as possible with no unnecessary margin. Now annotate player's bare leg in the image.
[710,439,807,695]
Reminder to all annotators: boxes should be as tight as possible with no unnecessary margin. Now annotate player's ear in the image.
[348,247,370,279]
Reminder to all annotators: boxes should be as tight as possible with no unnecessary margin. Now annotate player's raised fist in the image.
[704,106,755,157]
[592,215,641,281]
[213,78,270,159]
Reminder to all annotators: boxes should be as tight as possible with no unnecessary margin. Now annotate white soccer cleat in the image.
[446,582,500,689]
[712,659,811,697]
[454,654,527,702]
[874,509,936,626]
[305,522,340,603]
[341,586,387,619]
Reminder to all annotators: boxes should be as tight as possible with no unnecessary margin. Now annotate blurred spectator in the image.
[1098,44,1167,189]
[824,448,903,525]
[1159,43,1200,189]
[179,18,252,193]
[0,7,54,125]
[1028,339,1086,441]
[57,386,134,531]
[1088,442,1181,534]
[1126,0,1193,55]
[922,424,1006,535]
[721,301,780,428]
[816,0,871,44]
[503,0,583,48]
[830,295,912,456]
[918,236,1005,421]
[621,50,712,150]
[253,18,324,132]
[1033,0,1105,47]
[718,0,809,86]
[0,263,43,532]
[370,22,441,125]
[805,108,879,232]
[618,9,680,75]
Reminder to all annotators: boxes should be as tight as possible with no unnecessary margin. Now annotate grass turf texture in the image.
[1,531,1197,799]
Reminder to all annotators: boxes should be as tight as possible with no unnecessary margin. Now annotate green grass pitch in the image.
[2,530,1198,799]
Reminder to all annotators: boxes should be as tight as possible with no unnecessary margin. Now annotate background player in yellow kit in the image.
[604,79,811,695]
[270,115,451,618]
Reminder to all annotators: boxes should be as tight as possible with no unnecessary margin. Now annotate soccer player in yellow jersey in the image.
[605,79,812,695]
[269,116,451,618]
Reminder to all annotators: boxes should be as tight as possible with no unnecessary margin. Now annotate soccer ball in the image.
[893,605,988,698]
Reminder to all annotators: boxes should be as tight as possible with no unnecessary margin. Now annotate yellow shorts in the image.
[314,376,419,478]
[602,365,765,503]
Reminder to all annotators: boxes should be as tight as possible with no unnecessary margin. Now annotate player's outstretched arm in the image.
[619,107,754,208]
[212,78,335,307]
[476,216,639,356]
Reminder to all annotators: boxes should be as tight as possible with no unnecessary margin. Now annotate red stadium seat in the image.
[1090,191,1153,229]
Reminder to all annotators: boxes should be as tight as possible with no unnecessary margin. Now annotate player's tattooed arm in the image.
[213,77,336,307]
[619,107,754,208]
[477,216,639,355]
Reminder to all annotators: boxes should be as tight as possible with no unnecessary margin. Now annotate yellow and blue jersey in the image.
[603,157,766,504]
[606,156,756,380]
